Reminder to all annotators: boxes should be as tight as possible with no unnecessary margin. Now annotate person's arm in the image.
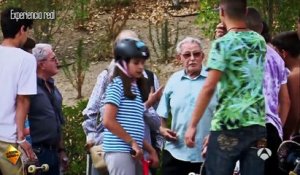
[283,73,300,139]
[153,73,160,93]
[144,107,161,131]
[16,95,35,160]
[82,70,109,146]
[143,140,159,168]
[215,22,227,39]
[143,72,163,128]
[278,83,290,126]
[103,103,143,160]
[58,133,69,172]
[144,86,164,110]
[185,70,222,147]
[159,117,177,141]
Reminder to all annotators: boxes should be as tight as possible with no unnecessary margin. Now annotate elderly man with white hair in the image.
[28,43,68,175]
[157,37,217,175]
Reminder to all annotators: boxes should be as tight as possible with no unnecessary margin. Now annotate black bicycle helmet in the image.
[114,38,150,62]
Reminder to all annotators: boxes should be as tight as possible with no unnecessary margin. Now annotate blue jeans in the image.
[206,125,266,175]
[33,146,60,175]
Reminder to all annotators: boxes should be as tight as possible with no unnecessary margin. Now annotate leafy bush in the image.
[197,0,300,39]
[62,100,88,175]
[148,19,179,63]
[62,39,90,99]
[74,0,90,29]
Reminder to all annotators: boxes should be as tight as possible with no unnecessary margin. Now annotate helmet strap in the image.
[116,60,132,78]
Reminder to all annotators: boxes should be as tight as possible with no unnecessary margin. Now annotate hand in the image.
[131,141,143,160]
[84,140,95,152]
[215,22,227,38]
[59,151,69,172]
[185,126,197,148]
[201,135,209,158]
[159,127,177,142]
[148,148,159,168]
[145,86,164,109]
[19,140,36,160]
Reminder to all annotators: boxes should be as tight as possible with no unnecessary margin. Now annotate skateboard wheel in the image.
[289,172,297,175]
[188,173,196,175]
[41,164,49,172]
[28,165,37,173]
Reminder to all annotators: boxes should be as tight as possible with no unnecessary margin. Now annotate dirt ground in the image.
[54,14,212,106]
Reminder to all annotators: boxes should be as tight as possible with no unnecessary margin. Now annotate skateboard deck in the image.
[18,146,49,174]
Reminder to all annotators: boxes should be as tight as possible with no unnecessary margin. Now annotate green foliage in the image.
[197,0,300,39]
[74,0,90,29]
[62,100,88,175]
[247,0,300,34]
[148,19,179,63]
[94,0,132,7]
[62,39,90,99]
[196,0,219,39]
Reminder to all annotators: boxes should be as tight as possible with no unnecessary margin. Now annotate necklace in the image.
[227,27,248,32]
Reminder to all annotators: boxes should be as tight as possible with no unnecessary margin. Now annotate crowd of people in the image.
[0,0,299,175]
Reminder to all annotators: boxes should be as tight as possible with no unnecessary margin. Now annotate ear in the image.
[20,25,26,34]
[38,61,45,70]
[282,50,289,59]
[176,54,181,62]
[201,52,205,59]
[220,7,225,18]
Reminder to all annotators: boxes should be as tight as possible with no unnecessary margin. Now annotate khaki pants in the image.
[0,140,22,175]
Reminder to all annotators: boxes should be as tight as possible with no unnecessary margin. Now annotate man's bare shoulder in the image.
[288,69,300,83]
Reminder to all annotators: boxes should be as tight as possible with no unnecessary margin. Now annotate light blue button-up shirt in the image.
[157,67,217,162]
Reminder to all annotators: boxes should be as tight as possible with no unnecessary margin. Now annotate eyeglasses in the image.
[181,51,203,59]
[41,56,57,62]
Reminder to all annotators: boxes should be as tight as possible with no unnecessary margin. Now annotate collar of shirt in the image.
[37,77,55,88]
[181,65,208,80]
[142,70,148,79]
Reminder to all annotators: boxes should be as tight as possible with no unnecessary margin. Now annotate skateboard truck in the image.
[289,158,300,175]
[28,164,49,173]
[188,173,199,175]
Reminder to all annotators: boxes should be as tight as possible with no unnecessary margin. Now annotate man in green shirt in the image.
[185,0,267,174]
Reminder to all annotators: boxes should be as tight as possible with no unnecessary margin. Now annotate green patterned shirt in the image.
[207,31,267,131]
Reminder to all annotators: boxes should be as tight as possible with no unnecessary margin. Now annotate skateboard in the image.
[188,161,206,175]
[18,146,49,174]
[188,161,240,175]
[277,137,300,175]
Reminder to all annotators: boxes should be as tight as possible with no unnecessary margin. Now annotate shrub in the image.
[148,19,179,63]
[61,39,90,99]
[62,100,88,175]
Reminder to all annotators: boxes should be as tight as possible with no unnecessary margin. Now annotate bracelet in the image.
[17,139,26,144]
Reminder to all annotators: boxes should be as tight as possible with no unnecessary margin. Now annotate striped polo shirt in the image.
[103,76,144,152]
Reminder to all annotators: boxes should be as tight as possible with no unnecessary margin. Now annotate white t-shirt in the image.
[0,46,37,143]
